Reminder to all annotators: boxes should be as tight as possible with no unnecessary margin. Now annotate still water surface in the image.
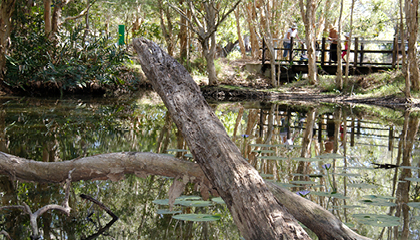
[0,93,419,239]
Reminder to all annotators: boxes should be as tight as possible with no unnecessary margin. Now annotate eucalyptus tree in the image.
[344,0,355,86]
[0,0,16,81]
[43,0,97,40]
[234,6,247,58]
[253,0,283,86]
[156,0,176,56]
[171,0,242,86]
[243,1,260,59]
[404,0,420,92]
[299,0,319,85]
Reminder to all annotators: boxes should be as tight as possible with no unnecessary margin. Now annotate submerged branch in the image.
[0,172,72,239]
[0,151,370,240]
[80,194,119,240]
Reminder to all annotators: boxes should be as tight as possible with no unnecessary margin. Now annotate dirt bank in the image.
[200,58,420,110]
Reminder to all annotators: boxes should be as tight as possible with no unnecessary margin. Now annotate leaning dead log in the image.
[0,151,370,240]
[133,37,310,240]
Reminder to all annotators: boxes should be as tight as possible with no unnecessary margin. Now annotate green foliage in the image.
[184,56,208,76]
[133,20,163,43]
[5,25,139,95]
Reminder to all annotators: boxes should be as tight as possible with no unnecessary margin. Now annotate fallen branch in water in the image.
[0,151,370,240]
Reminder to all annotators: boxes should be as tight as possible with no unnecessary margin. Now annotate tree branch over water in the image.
[0,151,370,240]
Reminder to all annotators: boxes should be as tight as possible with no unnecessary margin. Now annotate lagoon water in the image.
[0,93,419,239]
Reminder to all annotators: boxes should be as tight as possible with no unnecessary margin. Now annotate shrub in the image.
[5,25,140,95]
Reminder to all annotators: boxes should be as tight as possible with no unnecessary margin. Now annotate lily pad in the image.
[342,205,364,209]
[274,182,297,188]
[290,180,316,185]
[249,144,275,148]
[260,173,274,178]
[292,157,323,162]
[407,202,420,209]
[173,214,221,222]
[317,153,345,159]
[310,191,332,197]
[333,173,361,177]
[157,209,182,215]
[274,144,301,148]
[178,200,213,207]
[352,214,400,227]
[184,154,193,158]
[153,196,202,206]
[404,177,420,182]
[257,156,288,161]
[359,196,397,207]
[152,199,171,206]
[362,195,396,200]
[177,195,202,201]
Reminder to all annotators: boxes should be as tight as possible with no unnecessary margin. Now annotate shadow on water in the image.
[0,95,419,239]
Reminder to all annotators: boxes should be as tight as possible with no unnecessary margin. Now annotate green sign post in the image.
[118,25,125,45]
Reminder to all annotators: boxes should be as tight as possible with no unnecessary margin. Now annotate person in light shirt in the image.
[283,23,300,58]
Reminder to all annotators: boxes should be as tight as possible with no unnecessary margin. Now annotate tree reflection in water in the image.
[0,97,419,239]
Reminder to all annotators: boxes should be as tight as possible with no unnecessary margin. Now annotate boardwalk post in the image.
[359,41,364,66]
[262,39,266,65]
[351,118,355,147]
[289,37,294,63]
[388,125,394,151]
[321,37,326,66]
[354,38,359,67]
[392,37,397,68]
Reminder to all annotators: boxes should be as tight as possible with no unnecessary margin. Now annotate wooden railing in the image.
[261,37,404,68]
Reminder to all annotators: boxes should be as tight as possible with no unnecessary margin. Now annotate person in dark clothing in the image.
[328,24,338,63]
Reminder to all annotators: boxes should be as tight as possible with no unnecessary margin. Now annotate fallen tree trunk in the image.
[132,37,310,239]
[0,151,370,240]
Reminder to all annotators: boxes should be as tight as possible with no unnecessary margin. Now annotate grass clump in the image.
[351,70,405,97]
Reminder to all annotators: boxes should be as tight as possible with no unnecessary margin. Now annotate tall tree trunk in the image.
[394,112,419,239]
[51,0,71,40]
[0,0,16,81]
[336,0,344,90]
[234,7,247,59]
[178,1,188,63]
[344,0,355,86]
[245,3,260,59]
[133,37,311,240]
[203,34,218,86]
[43,0,52,36]
[399,0,410,98]
[300,0,318,85]
[158,0,174,56]
[405,0,420,91]
[257,1,277,86]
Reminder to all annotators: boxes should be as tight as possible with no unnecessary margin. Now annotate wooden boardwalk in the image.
[261,37,403,81]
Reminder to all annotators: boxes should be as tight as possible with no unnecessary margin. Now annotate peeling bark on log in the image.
[0,151,370,240]
[132,38,310,240]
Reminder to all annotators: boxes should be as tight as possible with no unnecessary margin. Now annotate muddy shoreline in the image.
[201,85,420,110]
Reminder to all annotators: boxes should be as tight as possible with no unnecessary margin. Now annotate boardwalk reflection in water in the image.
[0,97,419,239]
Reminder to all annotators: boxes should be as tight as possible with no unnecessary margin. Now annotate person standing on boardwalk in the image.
[283,23,300,59]
[341,32,350,61]
[328,24,338,62]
